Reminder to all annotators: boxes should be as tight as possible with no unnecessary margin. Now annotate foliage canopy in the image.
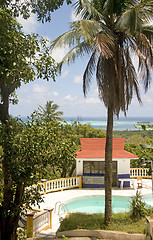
[0,9,57,123]
[0,0,72,22]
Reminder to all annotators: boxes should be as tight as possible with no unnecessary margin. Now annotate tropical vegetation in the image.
[0,0,72,22]
[0,7,58,240]
[0,108,77,240]
[51,0,153,224]
[39,100,65,122]
[1,0,153,238]
[1,102,153,239]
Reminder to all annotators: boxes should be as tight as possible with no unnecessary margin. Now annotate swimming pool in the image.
[64,194,153,213]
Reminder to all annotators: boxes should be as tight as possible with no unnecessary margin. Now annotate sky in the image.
[9,3,153,119]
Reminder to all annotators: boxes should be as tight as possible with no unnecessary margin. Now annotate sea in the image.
[63,117,153,131]
[20,116,153,131]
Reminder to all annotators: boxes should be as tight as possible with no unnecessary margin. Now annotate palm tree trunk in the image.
[104,103,113,225]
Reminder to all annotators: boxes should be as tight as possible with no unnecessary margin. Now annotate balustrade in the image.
[26,209,53,238]
[130,168,151,178]
[25,176,81,237]
[45,176,81,193]
[26,176,81,196]
[33,211,49,234]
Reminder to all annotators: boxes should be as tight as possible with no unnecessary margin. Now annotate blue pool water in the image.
[64,195,153,214]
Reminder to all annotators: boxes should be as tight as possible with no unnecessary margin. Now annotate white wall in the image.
[76,158,131,175]
[76,159,84,175]
[117,158,130,175]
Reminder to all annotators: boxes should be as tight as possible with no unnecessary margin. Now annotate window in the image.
[83,161,105,175]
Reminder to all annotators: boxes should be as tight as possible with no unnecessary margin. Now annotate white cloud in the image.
[33,84,48,94]
[74,75,82,84]
[85,97,100,104]
[61,70,69,78]
[18,82,56,106]
[17,14,38,33]
[52,91,59,96]
[143,95,153,103]
[51,45,69,63]
[64,94,78,101]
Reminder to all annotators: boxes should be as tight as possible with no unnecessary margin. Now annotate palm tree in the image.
[40,101,65,122]
[51,0,153,224]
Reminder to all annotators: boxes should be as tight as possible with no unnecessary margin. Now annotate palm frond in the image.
[94,33,115,58]
[74,0,104,20]
[130,32,153,91]
[57,42,91,73]
[96,55,115,109]
[123,44,142,105]
[50,0,153,119]
[50,29,81,50]
[142,24,153,44]
[70,19,111,43]
[83,48,98,96]
[134,0,153,22]
[116,7,138,34]
[51,19,111,52]
[96,42,142,116]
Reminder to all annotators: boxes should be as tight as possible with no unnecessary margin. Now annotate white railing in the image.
[45,176,81,193]
[26,209,53,238]
[130,168,151,178]
[33,211,49,235]
[26,176,81,196]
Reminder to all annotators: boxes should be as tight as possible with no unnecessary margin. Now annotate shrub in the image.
[130,191,147,219]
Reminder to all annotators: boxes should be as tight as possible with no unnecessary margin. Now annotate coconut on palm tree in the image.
[51,0,153,224]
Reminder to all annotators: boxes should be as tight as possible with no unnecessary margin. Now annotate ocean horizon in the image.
[63,116,153,131]
[20,116,153,131]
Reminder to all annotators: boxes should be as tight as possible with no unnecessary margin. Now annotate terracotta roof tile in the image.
[76,138,138,159]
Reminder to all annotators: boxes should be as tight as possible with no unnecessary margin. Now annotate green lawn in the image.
[59,212,146,234]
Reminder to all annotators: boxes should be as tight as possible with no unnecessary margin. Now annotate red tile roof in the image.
[76,138,138,159]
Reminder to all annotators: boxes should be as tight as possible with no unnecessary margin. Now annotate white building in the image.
[76,138,138,188]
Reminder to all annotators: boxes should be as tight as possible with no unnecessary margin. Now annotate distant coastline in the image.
[64,117,153,131]
[19,116,153,131]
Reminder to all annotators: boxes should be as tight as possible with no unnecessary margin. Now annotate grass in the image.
[59,212,146,234]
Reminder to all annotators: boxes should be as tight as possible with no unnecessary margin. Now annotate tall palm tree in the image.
[40,101,65,122]
[51,0,153,224]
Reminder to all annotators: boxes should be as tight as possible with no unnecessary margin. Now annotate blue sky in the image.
[10,3,153,118]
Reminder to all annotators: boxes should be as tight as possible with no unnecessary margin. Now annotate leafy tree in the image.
[0,108,76,240]
[125,135,152,145]
[113,129,153,140]
[135,123,153,131]
[42,121,106,179]
[0,9,57,123]
[0,0,72,22]
[60,120,106,147]
[0,9,57,240]
[125,143,153,168]
[50,139,76,178]
[51,0,153,224]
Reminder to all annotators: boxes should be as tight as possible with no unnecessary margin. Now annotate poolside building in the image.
[75,138,138,188]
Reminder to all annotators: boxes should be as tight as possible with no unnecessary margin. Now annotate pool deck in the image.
[36,179,153,239]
